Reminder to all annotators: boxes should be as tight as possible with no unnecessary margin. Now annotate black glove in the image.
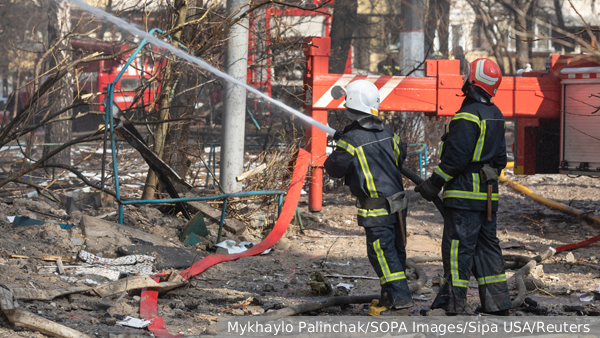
[333,129,343,142]
[414,178,441,202]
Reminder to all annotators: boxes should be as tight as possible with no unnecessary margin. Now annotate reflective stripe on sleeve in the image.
[435,166,453,181]
[336,139,356,156]
[453,113,481,127]
[357,147,378,198]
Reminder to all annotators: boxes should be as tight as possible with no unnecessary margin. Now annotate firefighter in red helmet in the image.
[415,58,510,315]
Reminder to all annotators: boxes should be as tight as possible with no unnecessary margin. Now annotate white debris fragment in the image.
[579,292,594,302]
[7,216,15,223]
[118,316,152,328]
[84,279,99,286]
[335,283,354,290]
[214,240,271,255]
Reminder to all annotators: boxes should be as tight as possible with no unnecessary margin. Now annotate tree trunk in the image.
[467,0,507,74]
[553,0,571,52]
[44,0,72,170]
[162,0,201,193]
[514,0,534,70]
[329,0,358,74]
[141,0,189,199]
[424,0,451,58]
[437,0,451,58]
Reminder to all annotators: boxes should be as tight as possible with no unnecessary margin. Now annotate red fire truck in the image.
[71,39,164,131]
[302,36,600,211]
[4,39,164,131]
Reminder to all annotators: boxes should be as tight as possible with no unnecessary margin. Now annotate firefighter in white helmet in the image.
[325,80,413,315]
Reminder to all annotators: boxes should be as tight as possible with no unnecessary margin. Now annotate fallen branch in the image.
[41,164,117,198]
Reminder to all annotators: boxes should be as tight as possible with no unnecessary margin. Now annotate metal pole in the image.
[221,0,249,193]
[425,145,428,176]
[399,0,424,76]
[419,152,423,178]
[217,198,228,243]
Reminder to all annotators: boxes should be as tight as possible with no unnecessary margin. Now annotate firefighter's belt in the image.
[356,191,408,213]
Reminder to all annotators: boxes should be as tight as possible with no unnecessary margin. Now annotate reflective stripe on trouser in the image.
[365,209,412,308]
[431,207,511,313]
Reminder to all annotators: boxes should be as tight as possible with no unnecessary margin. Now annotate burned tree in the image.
[44,0,73,170]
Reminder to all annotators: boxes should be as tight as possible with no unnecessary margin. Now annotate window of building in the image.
[533,22,553,52]
[507,25,515,52]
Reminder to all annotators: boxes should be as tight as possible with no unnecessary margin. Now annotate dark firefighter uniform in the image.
[377,59,401,76]
[324,117,412,310]
[427,96,509,314]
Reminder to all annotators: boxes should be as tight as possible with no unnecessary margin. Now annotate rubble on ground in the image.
[0,146,600,336]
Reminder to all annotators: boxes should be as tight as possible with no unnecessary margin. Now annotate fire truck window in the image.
[120,78,139,90]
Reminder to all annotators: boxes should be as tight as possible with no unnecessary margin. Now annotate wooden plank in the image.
[236,163,266,182]
[187,201,246,235]
[10,255,74,263]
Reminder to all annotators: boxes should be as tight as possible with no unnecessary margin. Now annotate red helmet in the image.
[465,58,502,97]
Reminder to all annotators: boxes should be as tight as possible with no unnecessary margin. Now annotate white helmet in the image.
[344,80,380,116]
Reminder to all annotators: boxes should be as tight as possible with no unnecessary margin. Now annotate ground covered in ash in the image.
[1,165,600,337]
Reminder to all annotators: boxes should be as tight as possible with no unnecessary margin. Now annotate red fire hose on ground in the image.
[140,149,312,337]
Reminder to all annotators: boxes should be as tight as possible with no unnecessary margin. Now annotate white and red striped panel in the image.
[313,75,405,108]
[310,74,446,112]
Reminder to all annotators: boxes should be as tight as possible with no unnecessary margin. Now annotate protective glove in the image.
[414,178,441,202]
[333,129,344,142]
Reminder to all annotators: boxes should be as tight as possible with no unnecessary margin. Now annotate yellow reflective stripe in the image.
[373,239,390,276]
[373,241,406,285]
[357,208,389,217]
[439,141,444,158]
[453,279,470,287]
[336,139,355,156]
[473,173,480,193]
[477,274,507,285]
[380,272,406,284]
[392,134,401,166]
[435,166,453,181]
[450,240,468,288]
[443,190,498,201]
[472,120,487,161]
[453,113,481,127]
[357,147,378,198]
